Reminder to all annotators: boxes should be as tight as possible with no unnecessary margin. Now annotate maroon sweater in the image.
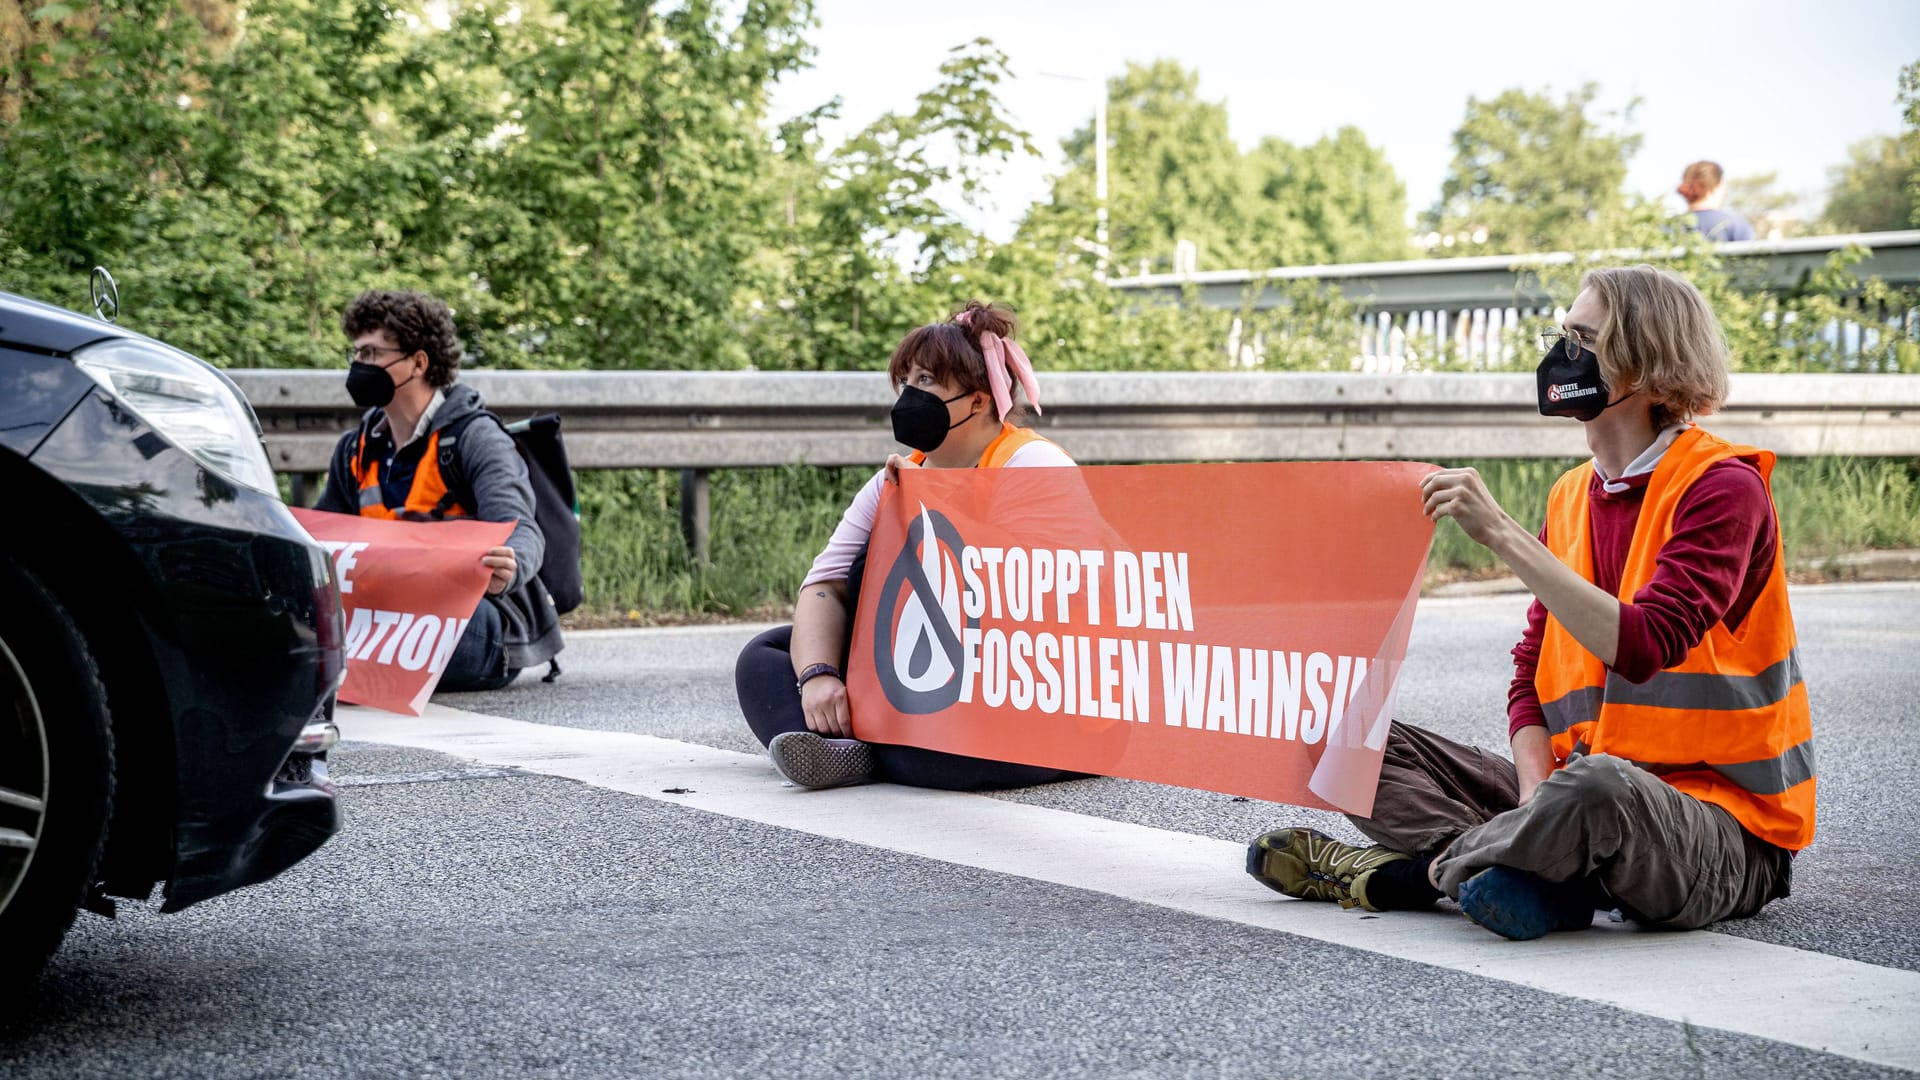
[1508,458,1778,738]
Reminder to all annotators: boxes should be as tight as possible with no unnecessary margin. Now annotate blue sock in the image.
[1457,866,1597,940]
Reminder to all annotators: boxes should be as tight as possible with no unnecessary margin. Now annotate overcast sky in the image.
[768,0,1919,244]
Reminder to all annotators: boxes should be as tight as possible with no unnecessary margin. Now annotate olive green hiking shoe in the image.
[1246,827,1411,912]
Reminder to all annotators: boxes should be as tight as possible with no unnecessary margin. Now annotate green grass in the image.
[576,464,872,619]
[573,457,1920,618]
[1771,456,1920,559]
[1423,458,1582,576]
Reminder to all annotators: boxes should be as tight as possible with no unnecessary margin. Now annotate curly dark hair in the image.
[341,289,462,388]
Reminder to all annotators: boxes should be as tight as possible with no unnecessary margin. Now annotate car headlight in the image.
[71,338,279,496]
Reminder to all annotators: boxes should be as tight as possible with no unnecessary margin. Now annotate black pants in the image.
[438,596,520,693]
[735,624,1079,792]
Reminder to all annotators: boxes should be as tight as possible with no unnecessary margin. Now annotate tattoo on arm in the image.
[814,590,828,599]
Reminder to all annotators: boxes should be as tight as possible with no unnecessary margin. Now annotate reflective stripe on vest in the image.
[1540,650,1806,733]
[1562,737,1816,799]
[1535,425,1815,851]
[350,428,472,521]
[908,423,1059,468]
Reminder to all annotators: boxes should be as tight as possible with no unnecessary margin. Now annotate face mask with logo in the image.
[891,385,977,453]
[345,358,415,409]
[1535,337,1626,422]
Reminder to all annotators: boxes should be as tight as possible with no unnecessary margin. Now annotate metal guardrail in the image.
[236,370,1920,474]
[1107,231,1920,370]
[239,369,1920,559]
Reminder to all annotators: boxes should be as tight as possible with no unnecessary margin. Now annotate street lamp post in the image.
[1094,98,1108,281]
[1039,70,1110,281]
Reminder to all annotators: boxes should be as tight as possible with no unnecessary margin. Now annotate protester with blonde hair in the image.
[1248,265,1814,939]
[735,300,1084,791]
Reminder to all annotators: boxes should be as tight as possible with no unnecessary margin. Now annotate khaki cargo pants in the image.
[1347,722,1791,930]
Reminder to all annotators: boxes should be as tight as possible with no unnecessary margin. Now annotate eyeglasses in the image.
[347,344,411,365]
[1538,327,1596,356]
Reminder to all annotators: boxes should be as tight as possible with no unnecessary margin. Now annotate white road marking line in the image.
[334,766,524,788]
[565,622,782,641]
[341,703,1920,1073]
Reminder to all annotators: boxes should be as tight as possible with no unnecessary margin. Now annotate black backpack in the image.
[440,410,584,615]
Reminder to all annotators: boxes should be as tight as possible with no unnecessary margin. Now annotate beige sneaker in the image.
[767,731,875,789]
[1246,827,1410,912]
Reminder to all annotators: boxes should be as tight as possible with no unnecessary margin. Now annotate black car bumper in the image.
[30,388,345,911]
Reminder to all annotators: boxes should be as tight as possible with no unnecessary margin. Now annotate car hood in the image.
[0,290,130,355]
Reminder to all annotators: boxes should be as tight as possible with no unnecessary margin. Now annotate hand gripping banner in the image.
[292,508,515,716]
[847,462,1438,815]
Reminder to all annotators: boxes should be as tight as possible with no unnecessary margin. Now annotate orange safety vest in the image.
[349,427,472,521]
[1536,426,1814,851]
[908,423,1060,468]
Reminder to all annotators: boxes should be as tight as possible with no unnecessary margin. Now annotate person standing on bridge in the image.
[735,301,1084,791]
[1678,161,1758,243]
[314,289,564,691]
[1248,264,1814,939]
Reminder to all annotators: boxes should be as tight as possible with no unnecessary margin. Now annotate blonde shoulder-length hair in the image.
[1581,264,1731,429]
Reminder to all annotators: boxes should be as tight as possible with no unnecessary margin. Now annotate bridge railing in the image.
[1107,231,1920,371]
[234,369,1920,559]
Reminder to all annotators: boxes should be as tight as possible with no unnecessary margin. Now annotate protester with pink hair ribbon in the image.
[734,300,1084,791]
[955,304,1043,425]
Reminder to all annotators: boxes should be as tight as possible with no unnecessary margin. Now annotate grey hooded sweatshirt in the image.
[314,382,565,672]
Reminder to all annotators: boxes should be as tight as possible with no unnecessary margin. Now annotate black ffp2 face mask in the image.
[346,359,415,409]
[891,385,976,453]
[1536,338,1625,422]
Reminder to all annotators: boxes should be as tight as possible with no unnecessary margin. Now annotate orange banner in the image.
[847,462,1437,814]
[292,508,514,716]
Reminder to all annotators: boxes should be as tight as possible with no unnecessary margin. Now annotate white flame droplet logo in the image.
[890,502,961,692]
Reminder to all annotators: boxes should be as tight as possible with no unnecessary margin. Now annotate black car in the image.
[0,283,344,984]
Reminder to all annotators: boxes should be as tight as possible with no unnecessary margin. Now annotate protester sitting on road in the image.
[1678,160,1757,242]
[314,289,563,691]
[735,300,1083,791]
[1248,265,1813,940]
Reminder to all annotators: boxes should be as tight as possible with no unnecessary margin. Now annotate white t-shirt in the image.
[801,439,1076,588]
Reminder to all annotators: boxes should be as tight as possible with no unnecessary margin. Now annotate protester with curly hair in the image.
[734,300,1084,791]
[314,288,563,691]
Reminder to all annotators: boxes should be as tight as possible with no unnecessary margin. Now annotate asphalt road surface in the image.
[6,583,1917,1079]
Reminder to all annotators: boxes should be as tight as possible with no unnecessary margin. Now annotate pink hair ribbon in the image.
[955,309,1042,417]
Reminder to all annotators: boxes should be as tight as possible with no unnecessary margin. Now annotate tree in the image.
[432,0,814,370]
[0,0,238,123]
[1426,84,1642,255]
[0,0,499,364]
[1243,127,1408,266]
[1,1,259,331]
[0,0,818,371]
[1023,60,1407,274]
[1819,134,1918,233]
[740,38,1038,370]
